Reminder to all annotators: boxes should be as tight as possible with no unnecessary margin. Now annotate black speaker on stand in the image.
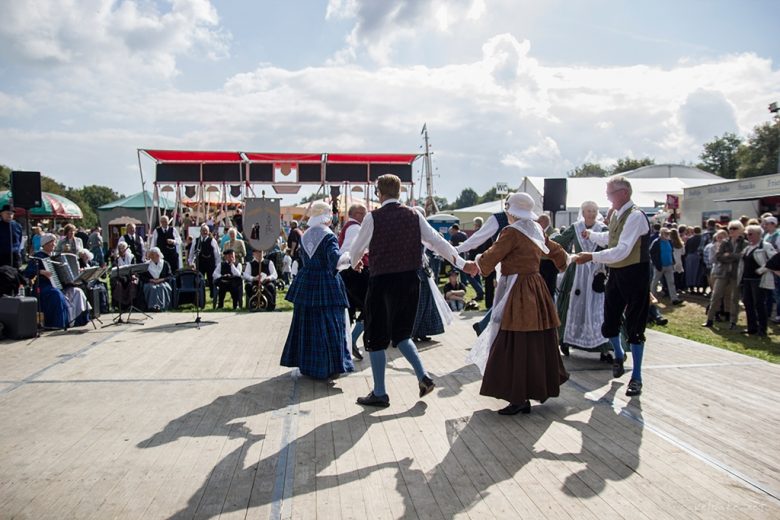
[10,171,43,210]
[543,178,567,228]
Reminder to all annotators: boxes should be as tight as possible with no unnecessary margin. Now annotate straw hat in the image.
[505,192,538,221]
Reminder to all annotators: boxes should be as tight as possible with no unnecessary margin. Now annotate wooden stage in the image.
[0,310,778,519]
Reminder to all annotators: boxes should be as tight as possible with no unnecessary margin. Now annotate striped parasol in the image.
[0,191,84,219]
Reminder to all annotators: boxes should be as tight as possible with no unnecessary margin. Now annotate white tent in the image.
[452,166,729,229]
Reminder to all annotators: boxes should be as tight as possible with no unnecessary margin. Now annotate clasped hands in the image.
[462,261,479,276]
[572,252,593,265]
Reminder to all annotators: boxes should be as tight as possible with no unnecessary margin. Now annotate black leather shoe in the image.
[419,376,435,398]
[561,343,570,356]
[655,317,668,326]
[741,329,758,335]
[414,336,432,342]
[498,401,531,415]
[357,391,390,408]
[672,300,684,306]
[352,346,363,361]
[612,358,625,378]
[702,320,713,328]
[626,379,643,396]
[472,322,481,337]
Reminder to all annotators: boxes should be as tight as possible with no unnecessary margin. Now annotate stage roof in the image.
[141,149,419,165]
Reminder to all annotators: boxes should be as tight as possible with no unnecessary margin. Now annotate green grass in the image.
[650,293,780,364]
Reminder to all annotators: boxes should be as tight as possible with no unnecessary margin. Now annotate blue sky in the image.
[1,0,778,204]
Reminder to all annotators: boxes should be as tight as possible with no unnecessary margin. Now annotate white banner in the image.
[244,197,281,251]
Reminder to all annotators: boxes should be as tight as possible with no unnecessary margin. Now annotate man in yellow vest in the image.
[574,177,651,397]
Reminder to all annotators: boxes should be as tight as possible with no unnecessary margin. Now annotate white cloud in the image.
[1,27,778,201]
[0,0,229,81]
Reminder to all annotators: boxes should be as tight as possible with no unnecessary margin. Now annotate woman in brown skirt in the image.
[468,192,570,415]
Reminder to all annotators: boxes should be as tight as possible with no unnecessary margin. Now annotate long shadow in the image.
[391,407,559,518]
[138,374,427,519]
[535,381,644,498]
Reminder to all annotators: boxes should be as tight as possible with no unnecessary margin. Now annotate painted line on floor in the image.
[270,369,301,520]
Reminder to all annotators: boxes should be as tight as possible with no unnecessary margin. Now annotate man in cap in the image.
[0,204,23,268]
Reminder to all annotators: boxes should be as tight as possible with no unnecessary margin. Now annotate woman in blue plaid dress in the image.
[281,202,354,379]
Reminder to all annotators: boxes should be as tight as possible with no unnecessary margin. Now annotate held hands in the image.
[354,259,364,273]
[580,229,591,240]
[573,252,593,265]
[462,260,479,276]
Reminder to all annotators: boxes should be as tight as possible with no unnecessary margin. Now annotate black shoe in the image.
[498,401,531,415]
[672,300,684,306]
[561,343,570,357]
[352,346,363,361]
[655,318,668,326]
[599,352,613,363]
[729,322,737,330]
[702,320,713,328]
[757,331,767,338]
[472,322,482,337]
[419,376,435,398]
[612,358,625,378]
[414,336,432,342]
[626,379,643,396]
[742,329,758,335]
[357,391,390,408]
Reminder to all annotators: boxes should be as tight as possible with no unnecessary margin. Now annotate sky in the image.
[1,0,779,205]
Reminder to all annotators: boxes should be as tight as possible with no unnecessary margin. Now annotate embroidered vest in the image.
[338,219,369,266]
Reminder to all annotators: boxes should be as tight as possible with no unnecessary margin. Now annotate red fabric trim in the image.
[143,150,243,163]
[244,153,322,163]
[327,153,418,164]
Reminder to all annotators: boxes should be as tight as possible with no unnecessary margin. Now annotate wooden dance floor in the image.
[0,311,778,519]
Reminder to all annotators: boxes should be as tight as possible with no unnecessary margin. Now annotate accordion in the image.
[40,253,102,290]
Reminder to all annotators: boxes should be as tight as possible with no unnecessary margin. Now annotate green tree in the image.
[567,162,608,178]
[451,188,479,209]
[479,187,500,203]
[612,156,655,175]
[697,132,741,179]
[735,120,780,178]
[0,165,11,190]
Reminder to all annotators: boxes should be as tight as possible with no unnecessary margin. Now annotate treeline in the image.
[0,165,123,229]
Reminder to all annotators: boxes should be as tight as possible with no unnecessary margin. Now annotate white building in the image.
[681,173,780,226]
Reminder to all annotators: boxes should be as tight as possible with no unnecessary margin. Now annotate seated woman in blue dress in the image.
[281,201,354,380]
[139,247,173,311]
[23,233,90,328]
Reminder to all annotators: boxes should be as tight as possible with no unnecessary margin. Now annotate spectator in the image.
[650,228,682,305]
[703,222,745,329]
[669,227,685,295]
[739,225,776,337]
[287,220,303,265]
[762,216,780,323]
[0,204,23,268]
[443,270,467,311]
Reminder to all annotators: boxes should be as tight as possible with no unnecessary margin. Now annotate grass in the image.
[650,292,780,364]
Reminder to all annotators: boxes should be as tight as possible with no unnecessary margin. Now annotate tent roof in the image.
[614,164,723,180]
[99,191,175,211]
[141,149,419,165]
[142,150,244,163]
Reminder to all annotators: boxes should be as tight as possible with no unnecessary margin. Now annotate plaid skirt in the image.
[412,271,444,337]
[281,304,354,380]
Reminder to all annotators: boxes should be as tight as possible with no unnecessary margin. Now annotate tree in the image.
[567,162,608,178]
[0,165,11,190]
[735,120,780,178]
[451,188,479,209]
[479,187,500,203]
[612,156,655,175]
[697,133,742,179]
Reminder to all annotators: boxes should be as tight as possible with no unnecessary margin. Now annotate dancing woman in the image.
[553,200,611,359]
[468,193,570,415]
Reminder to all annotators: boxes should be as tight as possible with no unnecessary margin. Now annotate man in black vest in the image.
[213,249,242,309]
[456,205,510,333]
[188,224,220,298]
[350,174,478,407]
[150,215,181,274]
[118,222,145,264]
[242,249,277,310]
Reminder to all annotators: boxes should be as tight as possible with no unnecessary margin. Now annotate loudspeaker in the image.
[0,296,38,339]
[10,171,43,209]
[543,178,567,212]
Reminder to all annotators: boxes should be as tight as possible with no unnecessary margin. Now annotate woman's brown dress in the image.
[477,227,569,404]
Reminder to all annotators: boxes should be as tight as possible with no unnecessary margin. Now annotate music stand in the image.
[173,268,216,330]
[104,263,152,327]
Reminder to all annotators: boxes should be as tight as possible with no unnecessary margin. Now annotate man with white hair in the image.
[762,216,780,322]
[575,177,651,397]
[150,215,181,273]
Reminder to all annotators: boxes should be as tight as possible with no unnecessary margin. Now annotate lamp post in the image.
[770,102,780,174]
